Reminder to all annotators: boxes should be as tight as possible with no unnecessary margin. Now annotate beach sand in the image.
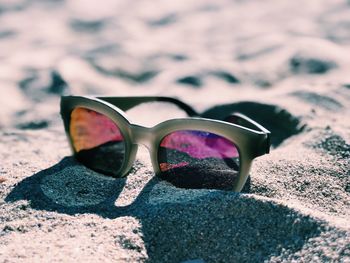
[0,0,349,262]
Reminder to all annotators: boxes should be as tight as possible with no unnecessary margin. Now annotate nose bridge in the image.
[130,124,154,149]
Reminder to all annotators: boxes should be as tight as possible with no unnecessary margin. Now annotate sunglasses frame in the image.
[60,95,270,192]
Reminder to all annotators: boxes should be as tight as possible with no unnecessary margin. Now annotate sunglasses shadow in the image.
[5,157,158,218]
[5,156,249,217]
[5,157,322,262]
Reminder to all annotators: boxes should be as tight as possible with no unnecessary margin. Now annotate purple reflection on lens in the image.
[158,130,240,190]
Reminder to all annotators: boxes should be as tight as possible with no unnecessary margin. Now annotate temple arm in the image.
[97,96,199,117]
[224,113,271,154]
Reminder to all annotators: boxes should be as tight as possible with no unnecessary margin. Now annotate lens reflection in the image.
[158,130,240,190]
[69,107,125,176]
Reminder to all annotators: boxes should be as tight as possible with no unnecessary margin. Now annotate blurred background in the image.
[0,0,350,128]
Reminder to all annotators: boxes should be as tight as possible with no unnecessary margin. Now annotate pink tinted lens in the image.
[158,130,240,190]
[69,107,125,176]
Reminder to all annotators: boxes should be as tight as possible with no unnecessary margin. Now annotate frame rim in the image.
[60,95,270,192]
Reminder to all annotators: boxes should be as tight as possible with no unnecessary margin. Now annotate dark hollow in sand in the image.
[202,102,305,147]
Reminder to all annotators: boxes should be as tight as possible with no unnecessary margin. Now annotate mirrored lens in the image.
[69,107,125,176]
[158,130,240,190]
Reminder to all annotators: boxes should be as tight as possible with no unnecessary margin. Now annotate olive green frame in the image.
[60,95,270,192]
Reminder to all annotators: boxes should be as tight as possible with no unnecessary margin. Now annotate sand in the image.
[0,0,350,262]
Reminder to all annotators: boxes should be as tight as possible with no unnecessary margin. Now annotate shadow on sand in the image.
[6,156,322,262]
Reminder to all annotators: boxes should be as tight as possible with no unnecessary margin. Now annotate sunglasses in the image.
[60,96,270,192]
